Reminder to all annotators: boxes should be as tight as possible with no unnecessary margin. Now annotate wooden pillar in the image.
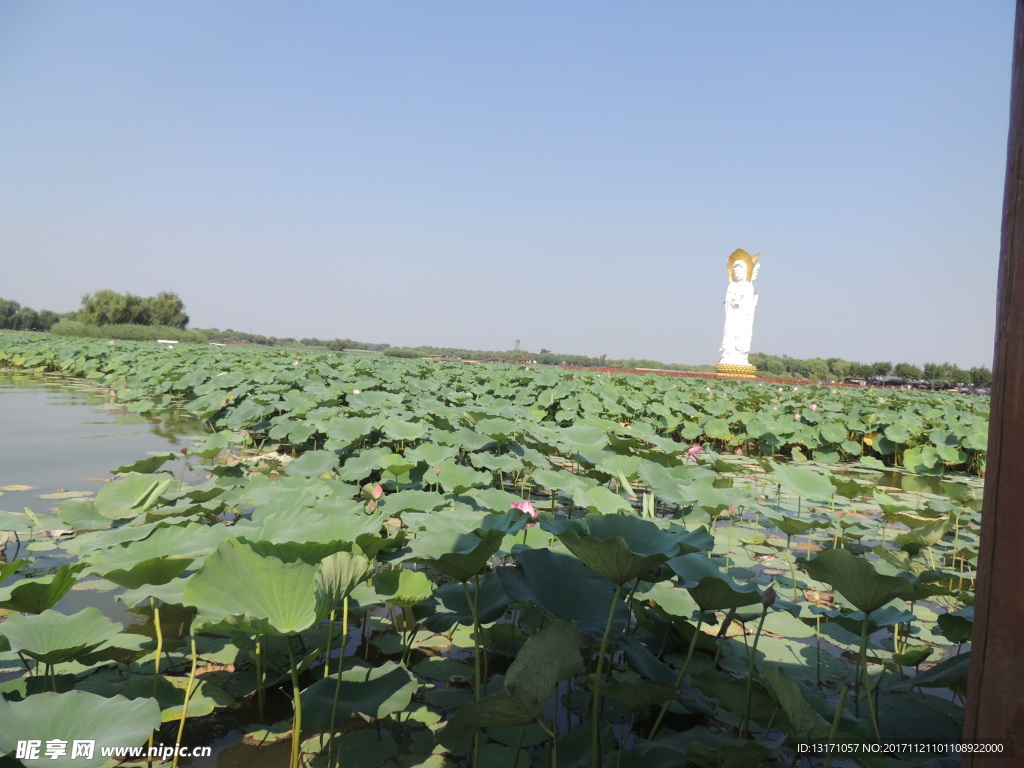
[963,0,1024,760]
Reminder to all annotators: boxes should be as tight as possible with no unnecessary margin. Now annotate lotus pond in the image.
[0,334,988,767]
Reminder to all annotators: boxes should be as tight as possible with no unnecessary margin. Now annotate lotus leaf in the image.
[285,449,340,477]
[183,539,368,635]
[799,548,918,614]
[439,619,581,746]
[1,607,122,664]
[770,462,835,500]
[0,691,161,768]
[373,568,435,607]
[408,528,505,582]
[0,562,83,613]
[665,554,762,611]
[300,660,418,732]
[499,548,628,635]
[92,472,175,519]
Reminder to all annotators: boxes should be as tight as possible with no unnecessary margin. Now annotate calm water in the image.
[0,370,201,498]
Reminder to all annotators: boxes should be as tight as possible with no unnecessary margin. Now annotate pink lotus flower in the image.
[371,483,384,500]
[792,386,798,391]
[810,403,818,412]
[773,406,778,410]
[706,386,712,393]
[777,387,783,393]
[293,360,300,366]
[366,499,377,512]
[352,389,361,395]
[511,500,538,519]
[685,444,704,462]
[795,413,803,421]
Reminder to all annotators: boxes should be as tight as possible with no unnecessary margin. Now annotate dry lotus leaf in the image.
[0,485,32,492]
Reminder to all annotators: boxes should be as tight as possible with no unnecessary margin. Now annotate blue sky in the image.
[1,2,1013,367]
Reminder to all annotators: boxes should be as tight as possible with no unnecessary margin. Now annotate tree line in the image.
[1,291,992,386]
[0,290,189,332]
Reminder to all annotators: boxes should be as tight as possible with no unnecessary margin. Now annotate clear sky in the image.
[1,2,1014,368]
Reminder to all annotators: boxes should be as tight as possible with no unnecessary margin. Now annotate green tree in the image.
[79,290,146,325]
[970,366,993,387]
[871,361,892,377]
[0,299,20,329]
[799,358,831,381]
[12,307,39,330]
[140,292,189,328]
[826,358,851,380]
[894,362,923,380]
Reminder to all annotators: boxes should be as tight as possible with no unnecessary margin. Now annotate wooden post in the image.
[963,0,1024,760]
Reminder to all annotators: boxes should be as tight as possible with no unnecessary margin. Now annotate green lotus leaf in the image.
[570,486,633,516]
[498,548,628,635]
[120,673,236,722]
[439,619,581,746]
[300,660,417,733]
[937,607,973,644]
[703,418,732,440]
[286,450,340,477]
[408,528,505,582]
[0,562,83,613]
[183,538,323,635]
[557,424,609,450]
[0,691,161,768]
[883,424,911,444]
[819,422,847,444]
[1,607,123,665]
[380,417,428,442]
[436,462,493,494]
[770,462,835,500]
[92,472,175,519]
[403,442,458,468]
[902,445,944,475]
[799,548,918,614]
[373,568,435,607]
[769,514,821,538]
[892,645,934,667]
[114,451,179,475]
[760,666,832,740]
[0,558,31,585]
[421,572,512,631]
[665,554,762,611]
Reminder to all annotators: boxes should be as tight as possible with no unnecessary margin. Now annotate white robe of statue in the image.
[719,260,759,366]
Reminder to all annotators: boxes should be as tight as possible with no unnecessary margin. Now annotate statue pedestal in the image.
[715,363,758,378]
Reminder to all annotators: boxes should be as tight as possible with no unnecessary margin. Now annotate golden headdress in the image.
[726,249,761,282]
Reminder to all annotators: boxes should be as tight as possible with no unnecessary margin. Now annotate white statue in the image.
[717,250,761,371]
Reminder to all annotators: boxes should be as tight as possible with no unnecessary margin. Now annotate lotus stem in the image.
[649,612,704,740]
[255,635,266,722]
[592,583,623,768]
[148,598,164,766]
[287,636,303,768]
[326,597,349,768]
[464,577,484,768]
[323,609,336,678]
[537,718,557,768]
[823,683,850,768]
[739,604,769,738]
[172,635,199,768]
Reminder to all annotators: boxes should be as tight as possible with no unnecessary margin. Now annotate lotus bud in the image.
[366,500,377,512]
[762,585,777,608]
[352,389,361,395]
[810,403,818,411]
[371,483,384,500]
[795,413,803,421]
[434,466,441,476]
